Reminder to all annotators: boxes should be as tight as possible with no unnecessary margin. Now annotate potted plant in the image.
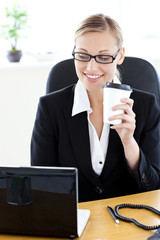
[0,3,28,62]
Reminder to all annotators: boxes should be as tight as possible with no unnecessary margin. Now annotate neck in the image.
[87,89,103,108]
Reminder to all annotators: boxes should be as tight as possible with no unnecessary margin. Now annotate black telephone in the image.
[114,203,160,230]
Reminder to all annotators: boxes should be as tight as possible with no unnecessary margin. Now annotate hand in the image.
[108,98,140,171]
[108,98,136,144]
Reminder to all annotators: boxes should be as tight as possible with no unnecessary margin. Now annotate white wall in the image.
[0,61,54,166]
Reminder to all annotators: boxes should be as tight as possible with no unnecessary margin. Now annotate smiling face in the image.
[74,30,125,94]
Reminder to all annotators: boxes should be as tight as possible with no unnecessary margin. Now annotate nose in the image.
[86,58,98,71]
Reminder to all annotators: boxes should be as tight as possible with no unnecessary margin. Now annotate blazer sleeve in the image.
[131,93,160,191]
[31,96,59,166]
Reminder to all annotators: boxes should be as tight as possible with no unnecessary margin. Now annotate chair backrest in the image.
[46,57,160,107]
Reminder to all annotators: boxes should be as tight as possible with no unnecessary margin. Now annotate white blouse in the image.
[72,78,120,175]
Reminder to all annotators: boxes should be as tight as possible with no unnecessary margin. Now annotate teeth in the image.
[86,75,100,79]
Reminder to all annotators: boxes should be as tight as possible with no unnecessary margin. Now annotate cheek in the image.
[75,62,84,78]
[102,64,118,82]
[103,63,117,76]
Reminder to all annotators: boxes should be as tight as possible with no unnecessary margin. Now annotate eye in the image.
[97,55,111,62]
[77,53,89,60]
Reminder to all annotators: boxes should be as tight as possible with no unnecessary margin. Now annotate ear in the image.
[117,47,125,65]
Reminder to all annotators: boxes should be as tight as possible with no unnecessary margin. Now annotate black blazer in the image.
[31,85,160,202]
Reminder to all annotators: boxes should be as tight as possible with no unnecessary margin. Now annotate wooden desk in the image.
[1,190,160,240]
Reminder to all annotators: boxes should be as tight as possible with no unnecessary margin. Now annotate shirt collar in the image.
[72,80,91,116]
[72,76,121,117]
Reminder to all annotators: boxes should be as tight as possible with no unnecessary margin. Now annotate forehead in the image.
[75,30,118,53]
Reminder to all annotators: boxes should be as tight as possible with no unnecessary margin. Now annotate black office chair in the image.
[46,57,160,107]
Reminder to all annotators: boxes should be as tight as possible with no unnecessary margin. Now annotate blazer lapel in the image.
[63,87,103,188]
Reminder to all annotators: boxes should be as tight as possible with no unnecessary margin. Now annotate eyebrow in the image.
[99,49,111,54]
[77,48,88,52]
[76,48,112,54]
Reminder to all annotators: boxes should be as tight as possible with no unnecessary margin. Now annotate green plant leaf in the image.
[0,3,28,50]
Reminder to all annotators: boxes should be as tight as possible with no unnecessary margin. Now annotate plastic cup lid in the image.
[103,82,132,91]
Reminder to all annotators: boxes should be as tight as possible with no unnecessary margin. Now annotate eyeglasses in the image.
[72,49,120,64]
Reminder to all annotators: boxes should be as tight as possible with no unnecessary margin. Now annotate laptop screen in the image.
[0,166,78,238]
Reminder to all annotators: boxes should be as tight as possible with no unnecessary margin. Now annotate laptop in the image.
[0,166,90,238]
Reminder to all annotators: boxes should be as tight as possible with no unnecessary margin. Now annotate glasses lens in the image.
[74,53,90,62]
[96,55,113,63]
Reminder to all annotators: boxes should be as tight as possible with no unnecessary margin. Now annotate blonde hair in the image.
[74,14,123,79]
[75,14,123,48]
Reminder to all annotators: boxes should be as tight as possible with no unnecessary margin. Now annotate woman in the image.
[31,14,160,202]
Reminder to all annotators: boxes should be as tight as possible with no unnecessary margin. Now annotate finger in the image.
[110,122,134,131]
[112,98,134,110]
[121,98,134,108]
[109,113,135,123]
[112,104,135,118]
[108,112,136,131]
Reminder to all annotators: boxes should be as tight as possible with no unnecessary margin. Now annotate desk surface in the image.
[1,190,160,240]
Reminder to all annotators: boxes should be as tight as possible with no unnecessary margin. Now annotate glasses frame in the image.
[72,49,121,64]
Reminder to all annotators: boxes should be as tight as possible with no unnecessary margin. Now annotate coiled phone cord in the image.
[114,203,160,230]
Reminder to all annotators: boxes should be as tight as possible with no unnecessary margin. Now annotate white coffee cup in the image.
[103,82,132,125]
